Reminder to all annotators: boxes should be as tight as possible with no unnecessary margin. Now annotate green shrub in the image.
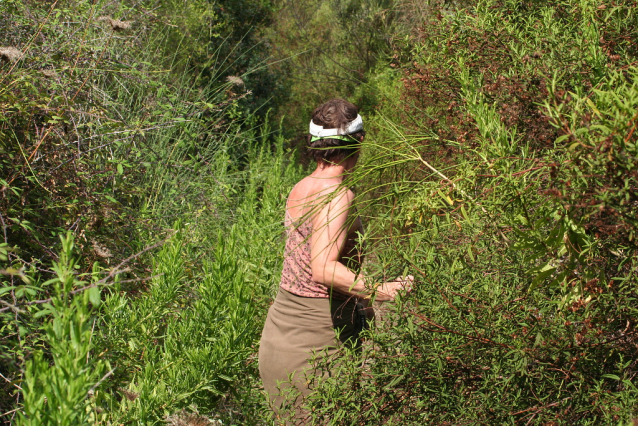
[299,1,638,424]
[0,0,294,422]
[4,0,638,424]
[15,233,106,425]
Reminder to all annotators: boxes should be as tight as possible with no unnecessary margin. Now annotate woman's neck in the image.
[310,162,347,182]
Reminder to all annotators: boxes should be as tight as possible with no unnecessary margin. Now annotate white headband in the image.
[309,114,363,138]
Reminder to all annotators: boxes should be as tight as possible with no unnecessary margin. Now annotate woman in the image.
[258,99,411,420]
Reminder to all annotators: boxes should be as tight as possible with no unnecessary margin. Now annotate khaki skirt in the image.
[258,288,363,413]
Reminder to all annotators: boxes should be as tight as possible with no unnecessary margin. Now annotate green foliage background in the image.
[1,0,638,425]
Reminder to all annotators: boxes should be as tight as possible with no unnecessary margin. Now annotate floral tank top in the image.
[279,208,363,299]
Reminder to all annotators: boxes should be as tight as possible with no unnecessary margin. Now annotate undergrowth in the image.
[297,0,638,424]
[2,0,638,425]
[0,0,300,424]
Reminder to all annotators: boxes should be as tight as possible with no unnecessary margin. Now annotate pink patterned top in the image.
[279,209,362,299]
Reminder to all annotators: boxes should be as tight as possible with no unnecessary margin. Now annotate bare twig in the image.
[0,210,7,244]
[0,299,25,314]
[95,231,176,285]
[0,407,20,418]
[88,368,115,394]
[0,371,20,390]
[511,397,572,416]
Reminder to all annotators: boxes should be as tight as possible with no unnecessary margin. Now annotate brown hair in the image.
[307,99,365,164]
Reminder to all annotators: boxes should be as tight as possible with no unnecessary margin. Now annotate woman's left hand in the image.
[396,275,415,293]
[377,275,414,301]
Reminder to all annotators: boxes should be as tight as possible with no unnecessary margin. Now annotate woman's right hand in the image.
[375,275,414,302]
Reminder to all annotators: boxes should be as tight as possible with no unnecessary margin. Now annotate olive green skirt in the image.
[258,288,361,416]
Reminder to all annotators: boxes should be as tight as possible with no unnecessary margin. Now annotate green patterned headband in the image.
[310,135,358,144]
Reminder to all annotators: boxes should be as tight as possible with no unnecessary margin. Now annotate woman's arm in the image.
[310,188,407,302]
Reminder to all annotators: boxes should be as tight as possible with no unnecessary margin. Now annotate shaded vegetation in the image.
[1,0,638,425]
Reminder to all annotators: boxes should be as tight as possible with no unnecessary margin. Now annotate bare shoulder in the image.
[290,177,345,200]
[316,181,353,205]
[288,176,354,222]
[318,185,354,219]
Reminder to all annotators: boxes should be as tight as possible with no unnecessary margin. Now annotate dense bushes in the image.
[297,0,638,424]
[3,0,638,424]
[0,0,300,424]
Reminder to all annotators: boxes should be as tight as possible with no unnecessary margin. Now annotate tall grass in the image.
[0,0,302,423]
[87,135,303,424]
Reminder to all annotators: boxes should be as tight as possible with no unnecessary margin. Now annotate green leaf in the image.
[0,286,16,295]
[88,286,101,306]
[555,134,571,144]
[461,205,471,222]
[466,245,475,262]
[33,310,48,319]
[586,98,600,116]
[437,189,453,206]
[529,265,556,292]
[386,374,405,389]
[601,374,621,380]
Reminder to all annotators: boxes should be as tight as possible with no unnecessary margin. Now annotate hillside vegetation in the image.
[1,0,638,425]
